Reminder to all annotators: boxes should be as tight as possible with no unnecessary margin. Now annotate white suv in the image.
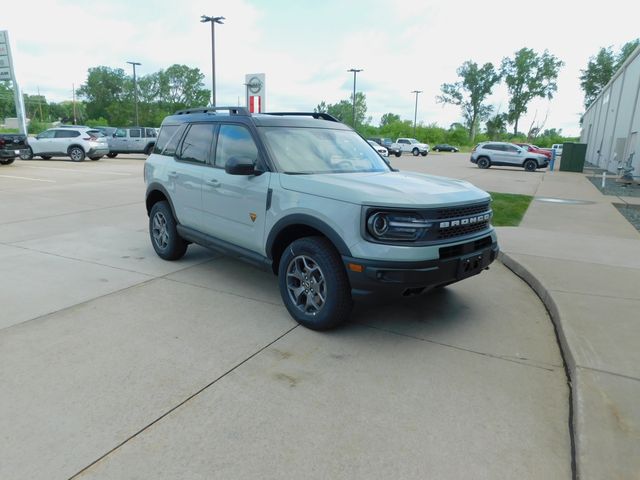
[396,137,430,156]
[145,107,498,330]
[25,127,109,161]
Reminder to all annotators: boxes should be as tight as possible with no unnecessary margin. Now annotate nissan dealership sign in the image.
[245,73,265,113]
[0,30,27,134]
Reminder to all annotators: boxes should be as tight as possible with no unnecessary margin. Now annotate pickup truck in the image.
[0,133,29,165]
[396,137,430,156]
[107,127,157,157]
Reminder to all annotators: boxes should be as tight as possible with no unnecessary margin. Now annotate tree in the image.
[485,113,508,139]
[436,60,501,142]
[580,39,639,108]
[77,66,130,121]
[501,48,564,135]
[319,92,368,128]
[380,112,400,128]
[156,64,210,109]
[314,101,328,114]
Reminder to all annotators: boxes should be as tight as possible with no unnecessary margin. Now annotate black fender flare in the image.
[266,214,352,259]
[145,182,177,219]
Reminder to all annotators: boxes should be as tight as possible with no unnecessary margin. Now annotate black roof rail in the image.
[174,106,250,116]
[264,112,340,122]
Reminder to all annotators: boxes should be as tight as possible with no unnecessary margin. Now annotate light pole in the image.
[347,68,362,128]
[411,90,422,137]
[127,61,141,125]
[201,15,225,107]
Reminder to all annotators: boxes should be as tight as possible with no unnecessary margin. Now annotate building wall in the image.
[581,46,640,176]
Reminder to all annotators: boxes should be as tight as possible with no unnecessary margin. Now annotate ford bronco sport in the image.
[145,107,498,330]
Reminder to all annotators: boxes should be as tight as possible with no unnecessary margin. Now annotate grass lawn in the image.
[489,192,533,226]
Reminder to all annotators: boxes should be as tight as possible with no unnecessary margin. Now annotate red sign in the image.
[249,95,261,113]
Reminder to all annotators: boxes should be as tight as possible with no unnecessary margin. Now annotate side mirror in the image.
[225,156,255,175]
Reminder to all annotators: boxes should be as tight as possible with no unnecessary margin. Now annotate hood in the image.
[279,171,490,208]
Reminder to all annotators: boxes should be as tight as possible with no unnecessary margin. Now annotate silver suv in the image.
[107,127,157,157]
[470,142,549,171]
[145,107,498,330]
[24,127,109,161]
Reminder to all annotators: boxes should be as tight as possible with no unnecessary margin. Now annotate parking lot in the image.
[1,153,571,479]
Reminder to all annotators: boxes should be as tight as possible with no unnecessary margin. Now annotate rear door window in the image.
[178,123,215,164]
[55,130,80,138]
[154,124,186,155]
[129,129,141,138]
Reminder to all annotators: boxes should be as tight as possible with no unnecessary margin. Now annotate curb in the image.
[498,251,578,479]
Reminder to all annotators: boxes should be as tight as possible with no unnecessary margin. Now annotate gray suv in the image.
[470,142,549,171]
[107,127,157,157]
[145,107,498,330]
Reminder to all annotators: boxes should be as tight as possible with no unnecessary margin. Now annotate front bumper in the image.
[343,235,498,298]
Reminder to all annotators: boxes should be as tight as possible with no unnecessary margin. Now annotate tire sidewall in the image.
[412,148,419,156]
[149,201,187,260]
[478,157,490,169]
[524,159,537,171]
[69,146,85,162]
[278,237,352,330]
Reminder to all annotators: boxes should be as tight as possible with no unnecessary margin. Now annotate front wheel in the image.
[412,147,419,156]
[89,156,102,161]
[107,153,118,158]
[68,146,85,162]
[421,151,428,156]
[278,236,353,330]
[524,159,537,172]
[0,158,15,165]
[149,201,188,260]
[395,152,401,157]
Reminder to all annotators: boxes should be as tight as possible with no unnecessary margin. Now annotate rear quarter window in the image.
[154,125,186,156]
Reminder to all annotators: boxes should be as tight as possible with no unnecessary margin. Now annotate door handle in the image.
[207,178,221,188]
[168,171,178,179]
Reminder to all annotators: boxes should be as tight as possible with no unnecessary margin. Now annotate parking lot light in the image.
[347,68,363,129]
[127,61,141,126]
[201,15,225,107]
[411,90,422,137]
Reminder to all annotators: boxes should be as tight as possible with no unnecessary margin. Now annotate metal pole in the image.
[347,68,362,128]
[127,61,141,125]
[412,90,422,137]
[211,21,216,107]
[72,83,77,125]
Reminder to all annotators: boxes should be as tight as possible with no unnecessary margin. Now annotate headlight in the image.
[366,211,432,241]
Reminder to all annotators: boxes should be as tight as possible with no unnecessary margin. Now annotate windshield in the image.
[260,127,390,174]
[408,138,419,144]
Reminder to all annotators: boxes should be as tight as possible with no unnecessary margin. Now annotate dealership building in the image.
[580,45,640,176]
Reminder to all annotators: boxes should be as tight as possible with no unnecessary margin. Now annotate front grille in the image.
[437,221,490,240]
[434,202,489,220]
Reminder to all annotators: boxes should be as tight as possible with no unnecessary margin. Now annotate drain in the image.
[535,197,596,205]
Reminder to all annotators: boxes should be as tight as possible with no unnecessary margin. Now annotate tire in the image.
[40,155,52,160]
[421,151,428,156]
[107,153,118,158]
[149,201,188,261]
[68,146,85,162]
[412,147,419,156]
[524,159,537,172]
[21,147,33,160]
[0,158,15,165]
[434,148,439,152]
[477,157,491,169]
[278,236,353,330]
[144,144,154,155]
[395,152,401,157]
[89,156,102,161]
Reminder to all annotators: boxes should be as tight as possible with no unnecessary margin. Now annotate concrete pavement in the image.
[0,156,571,479]
[496,170,640,480]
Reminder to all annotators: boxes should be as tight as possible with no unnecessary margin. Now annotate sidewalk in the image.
[496,169,640,479]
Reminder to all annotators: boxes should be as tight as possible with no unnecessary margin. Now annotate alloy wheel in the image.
[286,255,327,315]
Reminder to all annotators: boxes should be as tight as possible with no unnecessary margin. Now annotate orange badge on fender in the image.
[249,213,257,222]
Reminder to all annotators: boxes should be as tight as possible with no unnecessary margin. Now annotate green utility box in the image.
[559,142,587,172]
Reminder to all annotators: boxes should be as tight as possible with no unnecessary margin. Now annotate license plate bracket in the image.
[457,251,485,279]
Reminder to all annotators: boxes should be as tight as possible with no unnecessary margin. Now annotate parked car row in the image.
[15,125,158,162]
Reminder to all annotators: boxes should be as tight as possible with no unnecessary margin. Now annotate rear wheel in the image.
[524,159,537,172]
[278,236,353,330]
[149,201,188,261]
[21,147,33,160]
[107,153,118,158]
[144,144,154,155]
[68,146,85,162]
[477,157,491,169]
[412,147,419,156]
[40,155,52,160]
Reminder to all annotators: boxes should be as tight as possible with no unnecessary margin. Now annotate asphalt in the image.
[496,165,640,480]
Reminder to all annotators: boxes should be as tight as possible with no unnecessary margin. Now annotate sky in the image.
[2,0,639,136]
